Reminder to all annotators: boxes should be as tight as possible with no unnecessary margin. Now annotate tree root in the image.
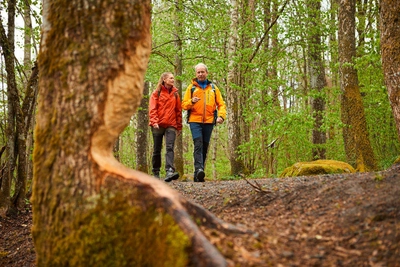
[181,199,254,235]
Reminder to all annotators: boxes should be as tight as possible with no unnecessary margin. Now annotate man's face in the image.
[196,67,208,81]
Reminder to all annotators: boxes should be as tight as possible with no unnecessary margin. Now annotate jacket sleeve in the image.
[148,91,159,126]
[181,84,194,111]
[215,86,227,120]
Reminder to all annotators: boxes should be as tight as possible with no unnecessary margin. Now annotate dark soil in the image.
[1,164,399,266]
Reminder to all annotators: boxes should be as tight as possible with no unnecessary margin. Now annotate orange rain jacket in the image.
[149,85,182,131]
[182,79,227,124]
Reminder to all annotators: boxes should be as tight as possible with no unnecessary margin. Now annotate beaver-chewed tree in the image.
[31,1,247,266]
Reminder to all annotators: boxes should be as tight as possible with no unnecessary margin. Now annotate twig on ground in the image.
[243,177,273,194]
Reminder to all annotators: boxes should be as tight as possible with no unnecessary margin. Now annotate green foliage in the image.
[135,0,398,178]
[113,1,400,179]
[2,0,399,185]
[119,122,138,169]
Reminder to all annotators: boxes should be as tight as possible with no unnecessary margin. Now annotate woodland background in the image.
[1,0,399,214]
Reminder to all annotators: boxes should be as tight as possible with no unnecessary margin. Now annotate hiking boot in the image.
[194,169,205,182]
[153,172,160,179]
[164,168,179,182]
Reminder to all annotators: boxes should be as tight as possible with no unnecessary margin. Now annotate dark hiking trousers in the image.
[189,123,214,171]
[151,126,177,175]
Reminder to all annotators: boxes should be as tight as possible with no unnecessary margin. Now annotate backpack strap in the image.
[190,83,215,96]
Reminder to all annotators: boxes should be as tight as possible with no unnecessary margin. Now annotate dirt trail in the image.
[1,164,399,266]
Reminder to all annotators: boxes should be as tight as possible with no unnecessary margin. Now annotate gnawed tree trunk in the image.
[135,81,149,172]
[32,0,246,265]
[379,0,400,141]
[338,0,377,171]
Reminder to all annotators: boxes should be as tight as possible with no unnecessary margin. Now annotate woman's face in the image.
[164,74,175,87]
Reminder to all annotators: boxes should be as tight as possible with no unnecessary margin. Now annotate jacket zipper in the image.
[203,89,206,123]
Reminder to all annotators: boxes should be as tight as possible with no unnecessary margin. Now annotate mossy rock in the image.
[279,159,356,178]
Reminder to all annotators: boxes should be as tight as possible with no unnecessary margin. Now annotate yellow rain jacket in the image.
[182,79,227,124]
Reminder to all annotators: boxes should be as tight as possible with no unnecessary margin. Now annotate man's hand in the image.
[153,123,159,129]
[216,117,224,124]
[192,96,201,103]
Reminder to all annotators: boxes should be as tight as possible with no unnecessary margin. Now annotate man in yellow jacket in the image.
[182,63,227,182]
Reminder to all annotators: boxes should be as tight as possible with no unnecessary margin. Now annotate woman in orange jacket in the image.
[149,72,182,182]
[181,63,226,182]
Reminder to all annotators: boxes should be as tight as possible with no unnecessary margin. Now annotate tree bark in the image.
[338,0,377,171]
[379,0,400,141]
[307,0,327,160]
[173,0,184,177]
[0,1,39,212]
[135,81,149,172]
[227,0,245,176]
[0,0,17,216]
[12,62,39,209]
[32,0,238,265]
[268,1,280,176]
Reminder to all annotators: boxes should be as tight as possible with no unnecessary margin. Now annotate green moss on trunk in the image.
[35,190,190,266]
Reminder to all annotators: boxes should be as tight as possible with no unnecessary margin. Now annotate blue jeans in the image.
[189,123,214,171]
[151,126,176,174]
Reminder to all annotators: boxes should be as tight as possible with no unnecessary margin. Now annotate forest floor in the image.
[1,164,399,267]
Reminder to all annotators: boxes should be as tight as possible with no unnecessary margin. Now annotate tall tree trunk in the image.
[338,0,377,171]
[262,0,272,176]
[13,2,36,207]
[379,0,400,141]
[330,0,339,89]
[269,1,280,175]
[227,0,245,176]
[24,1,36,196]
[173,0,184,177]
[262,0,280,176]
[307,0,327,160]
[0,0,17,216]
[32,1,236,265]
[356,0,367,53]
[0,1,38,211]
[136,81,149,172]
[12,62,39,209]
[23,0,33,74]
[212,127,218,179]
